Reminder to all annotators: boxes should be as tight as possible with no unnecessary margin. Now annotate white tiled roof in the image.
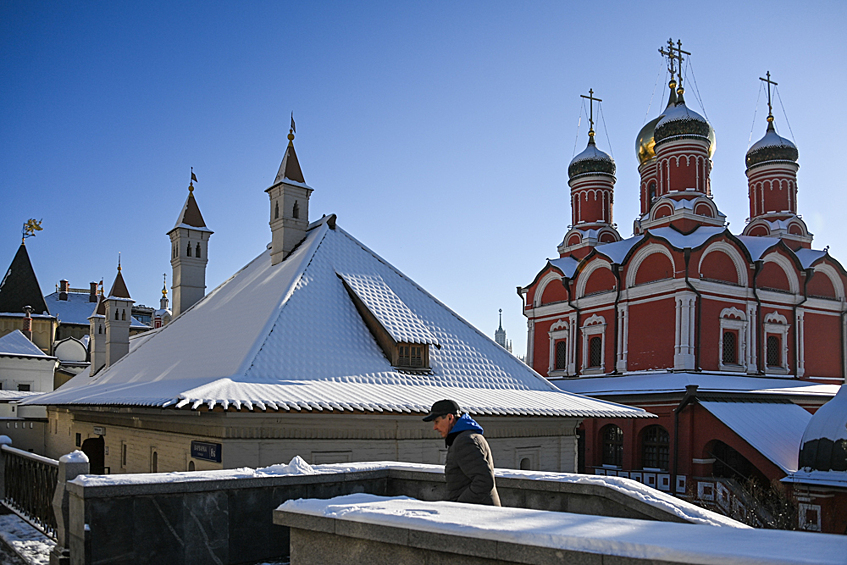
[44,291,149,328]
[0,330,53,358]
[26,218,647,419]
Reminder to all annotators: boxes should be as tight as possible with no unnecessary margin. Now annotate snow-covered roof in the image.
[547,256,579,278]
[0,330,54,359]
[553,372,840,398]
[27,219,646,419]
[648,225,725,250]
[782,469,847,489]
[44,290,148,328]
[0,389,45,402]
[735,235,780,261]
[801,385,847,444]
[700,400,810,473]
[593,235,641,264]
[794,248,828,269]
[655,101,708,129]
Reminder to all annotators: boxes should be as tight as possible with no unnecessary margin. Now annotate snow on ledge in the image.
[279,494,845,565]
[60,450,89,464]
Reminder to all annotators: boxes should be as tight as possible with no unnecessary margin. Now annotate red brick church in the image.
[521,42,845,532]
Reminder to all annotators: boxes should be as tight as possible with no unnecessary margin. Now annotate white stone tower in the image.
[104,264,133,368]
[169,175,213,317]
[267,124,312,265]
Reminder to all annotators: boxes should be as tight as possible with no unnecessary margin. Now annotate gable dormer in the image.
[336,272,439,371]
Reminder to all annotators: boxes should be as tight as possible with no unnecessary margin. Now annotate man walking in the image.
[423,399,501,506]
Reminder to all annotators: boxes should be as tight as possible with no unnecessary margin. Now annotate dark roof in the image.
[108,271,131,299]
[274,142,305,184]
[176,191,207,228]
[0,244,49,315]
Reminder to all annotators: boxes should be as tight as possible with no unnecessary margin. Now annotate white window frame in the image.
[763,311,790,374]
[799,503,821,532]
[547,319,571,376]
[581,314,606,374]
[719,307,747,371]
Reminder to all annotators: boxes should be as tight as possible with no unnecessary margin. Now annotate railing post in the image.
[50,451,89,565]
[0,435,11,499]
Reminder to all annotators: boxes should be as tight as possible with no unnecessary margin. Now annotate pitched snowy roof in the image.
[45,291,99,326]
[593,236,641,264]
[171,189,211,232]
[27,218,646,419]
[107,270,131,300]
[547,257,580,278]
[700,399,811,473]
[0,330,53,358]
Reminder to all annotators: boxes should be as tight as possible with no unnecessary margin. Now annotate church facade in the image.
[521,43,843,529]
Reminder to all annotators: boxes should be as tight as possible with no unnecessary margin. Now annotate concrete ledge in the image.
[275,494,847,565]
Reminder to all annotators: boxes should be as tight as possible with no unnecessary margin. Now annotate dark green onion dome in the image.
[654,94,711,144]
[568,135,615,179]
[745,118,798,169]
[798,385,847,472]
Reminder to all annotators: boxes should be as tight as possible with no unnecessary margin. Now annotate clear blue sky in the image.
[2,1,845,357]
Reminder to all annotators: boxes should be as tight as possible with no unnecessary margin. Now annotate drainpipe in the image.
[752,261,763,374]
[612,264,622,375]
[794,269,811,378]
[565,277,581,375]
[672,384,699,496]
[683,249,701,370]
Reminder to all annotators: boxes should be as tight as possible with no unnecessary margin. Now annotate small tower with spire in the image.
[154,274,172,328]
[104,260,134,368]
[267,115,313,266]
[169,170,213,317]
[743,72,809,248]
[494,309,512,353]
[559,89,620,256]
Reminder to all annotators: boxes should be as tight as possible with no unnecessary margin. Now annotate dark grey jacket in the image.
[444,420,501,506]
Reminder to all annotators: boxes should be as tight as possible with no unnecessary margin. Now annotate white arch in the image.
[812,263,845,300]
[764,311,788,325]
[720,306,746,321]
[698,241,748,286]
[626,243,676,288]
[762,252,800,294]
[534,271,564,307]
[576,259,615,298]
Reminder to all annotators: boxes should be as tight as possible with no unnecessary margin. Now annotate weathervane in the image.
[760,71,778,123]
[580,88,602,139]
[189,167,198,192]
[21,218,43,244]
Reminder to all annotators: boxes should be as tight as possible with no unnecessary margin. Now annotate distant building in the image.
[27,128,648,474]
[520,43,842,527]
[494,308,512,353]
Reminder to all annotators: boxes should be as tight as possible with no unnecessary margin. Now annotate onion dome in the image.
[798,385,847,472]
[654,88,712,143]
[637,85,715,164]
[745,117,798,168]
[568,134,615,179]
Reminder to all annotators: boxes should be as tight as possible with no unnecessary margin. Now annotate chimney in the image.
[59,279,69,301]
[22,305,33,340]
[89,282,98,302]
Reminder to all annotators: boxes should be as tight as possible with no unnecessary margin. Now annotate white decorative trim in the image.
[796,309,805,377]
[548,319,570,375]
[534,271,564,307]
[762,253,799,294]
[674,291,697,370]
[698,241,748,286]
[812,263,845,300]
[576,260,615,298]
[747,303,758,373]
[626,243,676,288]
[763,310,791,373]
[616,302,628,372]
[581,314,606,374]
[719,307,747,370]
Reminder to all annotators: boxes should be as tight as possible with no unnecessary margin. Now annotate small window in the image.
[75,433,81,447]
[519,457,531,470]
[115,310,119,320]
[121,310,126,321]
[601,425,624,467]
[17,384,30,392]
[188,461,195,472]
[767,335,781,367]
[151,450,158,473]
[641,425,669,470]
[395,343,428,369]
[121,442,127,468]
[555,341,567,370]
[588,336,602,368]
[293,200,300,219]
[274,201,279,219]
[187,243,192,257]
[722,331,737,365]
[195,243,201,258]
[648,181,657,202]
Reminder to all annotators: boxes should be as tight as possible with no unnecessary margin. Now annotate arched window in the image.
[114,310,119,320]
[555,341,567,370]
[519,458,531,470]
[293,200,300,219]
[588,336,602,368]
[641,425,669,470]
[121,310,126,321]
[767,335,781,367]
[648,181,656,202]
[195,243,201,258]
[275,201,279,219]
[188,461,195,472]
[187,243,192,257]
[601,425,623,467]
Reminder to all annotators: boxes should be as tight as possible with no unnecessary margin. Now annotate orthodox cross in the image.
[658,38,690,85]
[580,88,601,136]
[759,71,778,118]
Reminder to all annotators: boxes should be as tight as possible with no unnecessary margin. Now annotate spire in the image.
[274,115,305,184]
[108,260,131,299]
[498,308,504,331]
[0,241,49,315]
[174,171,208,229]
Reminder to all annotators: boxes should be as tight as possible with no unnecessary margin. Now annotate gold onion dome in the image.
[745,117,798,169]
[568,133,616,179]
[636,85,716,165]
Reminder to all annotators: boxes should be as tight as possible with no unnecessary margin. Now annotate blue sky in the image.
[2,1,846,357]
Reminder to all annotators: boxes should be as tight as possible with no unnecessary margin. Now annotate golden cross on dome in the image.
[658,38,690,85]
[760,71,778,119]
[580,88,601,137]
